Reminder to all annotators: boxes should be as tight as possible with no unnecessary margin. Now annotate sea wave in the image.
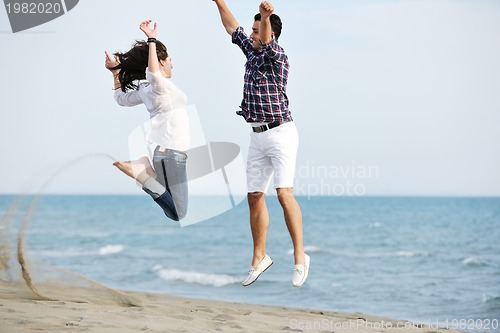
[462,256,487,267]
[98,245,125,256]
[482,294,500,304]
[335,250,428,258]
[287,245,322,255]
[396,251,416,257]
[35,245,125,258]
[152,266,241,287]
[35,248,95,258]
[369,222,383,228]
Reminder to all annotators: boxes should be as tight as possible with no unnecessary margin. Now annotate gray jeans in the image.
[142,146,188,221]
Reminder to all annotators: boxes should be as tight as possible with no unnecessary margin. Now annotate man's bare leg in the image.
[277,188,305,265]
[248,192,270,267]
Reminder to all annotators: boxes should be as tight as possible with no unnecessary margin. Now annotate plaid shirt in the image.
[232,27,292,123]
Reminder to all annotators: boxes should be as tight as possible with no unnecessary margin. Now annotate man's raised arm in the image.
[212,0,239,35]
[259,1,274,45]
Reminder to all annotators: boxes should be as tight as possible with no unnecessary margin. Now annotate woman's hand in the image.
[140,20,157,38]
[104,51,119,72]
[105,51,121,89]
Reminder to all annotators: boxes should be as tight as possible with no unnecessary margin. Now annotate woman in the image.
[105,20,189,221]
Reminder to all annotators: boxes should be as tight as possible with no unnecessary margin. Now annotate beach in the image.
[0,280,462,333]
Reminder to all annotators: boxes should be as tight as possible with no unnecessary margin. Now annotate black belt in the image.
[252,121,289,133]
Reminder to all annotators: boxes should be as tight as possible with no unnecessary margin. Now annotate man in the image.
[212,0,310,287]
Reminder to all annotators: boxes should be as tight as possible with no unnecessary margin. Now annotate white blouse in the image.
[114,69,190,152]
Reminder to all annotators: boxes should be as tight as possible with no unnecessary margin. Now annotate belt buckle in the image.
[253,124,267,133]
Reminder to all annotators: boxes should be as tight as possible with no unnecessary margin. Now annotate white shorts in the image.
[246,121,299,193]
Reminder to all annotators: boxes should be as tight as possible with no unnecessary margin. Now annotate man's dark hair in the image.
[254,13,282,41]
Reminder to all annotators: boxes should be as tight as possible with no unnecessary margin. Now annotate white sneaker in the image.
[242,254,273,286]
[292,254,310,287]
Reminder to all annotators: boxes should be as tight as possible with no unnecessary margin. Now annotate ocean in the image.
[1,195,499,332]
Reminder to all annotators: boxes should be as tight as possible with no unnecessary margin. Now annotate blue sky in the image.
[0,0,499,196]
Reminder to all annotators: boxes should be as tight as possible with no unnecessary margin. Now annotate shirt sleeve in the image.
[114,89,142,107]
[232,26,254,58]
[261,39,287,64]
[146,69,173,95]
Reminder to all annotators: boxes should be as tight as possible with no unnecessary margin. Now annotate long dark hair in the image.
[111,40,168,92]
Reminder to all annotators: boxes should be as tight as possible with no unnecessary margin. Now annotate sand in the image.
[0,280,463,333]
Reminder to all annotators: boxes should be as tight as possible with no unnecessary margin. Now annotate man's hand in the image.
[259,1,274,19]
